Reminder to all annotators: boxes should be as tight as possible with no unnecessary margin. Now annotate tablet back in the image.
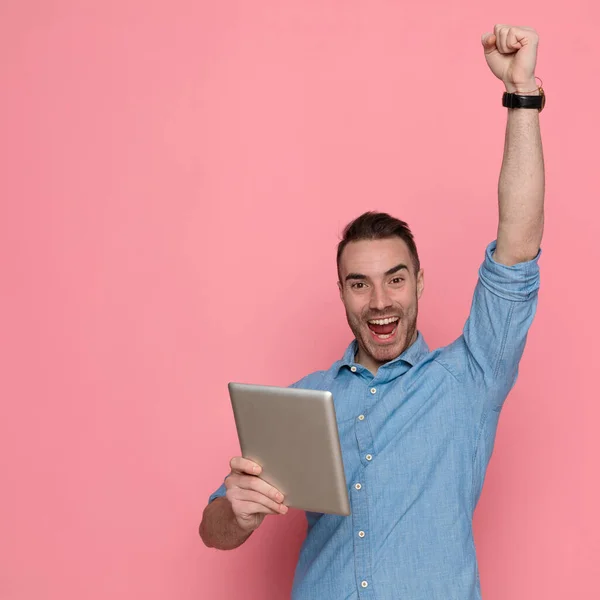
[228,382,350,516]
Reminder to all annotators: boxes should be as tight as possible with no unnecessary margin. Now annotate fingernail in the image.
[253,465,261,474]
[276,492,283,502]
[280,504,288,514]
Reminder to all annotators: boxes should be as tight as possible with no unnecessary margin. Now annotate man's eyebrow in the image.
[385,263,409,276]
[344,263,409,282]
[345,273,367,282]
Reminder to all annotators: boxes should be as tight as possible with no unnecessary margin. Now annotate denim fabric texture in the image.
[209,240,541,599]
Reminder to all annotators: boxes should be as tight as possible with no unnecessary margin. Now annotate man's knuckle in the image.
[235,475,248,489]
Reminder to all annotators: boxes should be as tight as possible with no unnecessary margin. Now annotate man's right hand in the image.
[225,457,288,533]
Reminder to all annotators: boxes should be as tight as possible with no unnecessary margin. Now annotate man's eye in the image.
[351,282,365,289]
[391,277,405,285]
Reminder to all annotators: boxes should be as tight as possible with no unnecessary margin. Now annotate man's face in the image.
[338,237,424,373]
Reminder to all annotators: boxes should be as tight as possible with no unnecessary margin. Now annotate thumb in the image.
[481,33,497,52]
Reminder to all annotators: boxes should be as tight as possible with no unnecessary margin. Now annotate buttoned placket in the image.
[350,372,378,598]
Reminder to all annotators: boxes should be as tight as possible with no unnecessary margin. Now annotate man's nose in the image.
[369,285,392,311]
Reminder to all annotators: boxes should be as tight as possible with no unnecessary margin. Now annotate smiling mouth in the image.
[367,316,399,341]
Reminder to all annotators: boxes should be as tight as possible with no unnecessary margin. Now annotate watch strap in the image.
[502,88,545,112]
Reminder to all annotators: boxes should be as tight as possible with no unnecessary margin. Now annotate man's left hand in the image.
[481,25,539,93]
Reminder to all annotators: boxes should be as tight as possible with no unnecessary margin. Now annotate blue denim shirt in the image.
[209,240,541,600]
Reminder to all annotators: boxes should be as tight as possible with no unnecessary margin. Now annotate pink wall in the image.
[1,1,598,598]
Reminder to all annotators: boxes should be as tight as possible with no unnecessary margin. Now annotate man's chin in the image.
[365,338,404,363]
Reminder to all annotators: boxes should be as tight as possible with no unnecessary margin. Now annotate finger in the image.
[230,456,262,475]
[493,25,503,50]
[495,24,513,54]
[494,23,510,36]
[229,489,289,514]
[481,32,496,52]
[228,474,285,503]
[233,501,284,520]
[506,28,525,51]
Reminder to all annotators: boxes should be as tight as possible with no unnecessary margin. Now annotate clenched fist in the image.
[482,25,539,93]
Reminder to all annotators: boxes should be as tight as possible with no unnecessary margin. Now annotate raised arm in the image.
[482,25,545,266]
[438,26,545,406]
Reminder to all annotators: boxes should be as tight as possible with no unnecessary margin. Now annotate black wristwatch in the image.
[502,88,546,112]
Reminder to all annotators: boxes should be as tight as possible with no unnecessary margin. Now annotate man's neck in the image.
[356,330,418,376]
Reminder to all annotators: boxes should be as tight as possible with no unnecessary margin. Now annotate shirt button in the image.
[358,414,365,421]
[358,530,365,538]
[361,580,369,588]
[370,387,377,394]
[350,366,357,372]
[365,454,373,461]
[355,483,362,490]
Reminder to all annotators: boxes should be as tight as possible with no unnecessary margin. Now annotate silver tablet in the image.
[228,382,351,516]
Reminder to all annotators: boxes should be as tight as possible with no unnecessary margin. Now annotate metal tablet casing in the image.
[228,382,351,516]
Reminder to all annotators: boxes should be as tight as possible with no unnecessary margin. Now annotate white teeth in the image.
[369,317,399,325]
[377,333,392,339]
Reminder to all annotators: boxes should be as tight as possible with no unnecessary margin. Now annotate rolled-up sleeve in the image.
[461,240,541,404]
[208,481,227,504]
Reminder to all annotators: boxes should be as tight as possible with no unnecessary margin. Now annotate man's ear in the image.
[417,268,425,299]
[337,280,343,300]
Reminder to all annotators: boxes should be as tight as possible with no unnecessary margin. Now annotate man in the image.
[200,24,545,600]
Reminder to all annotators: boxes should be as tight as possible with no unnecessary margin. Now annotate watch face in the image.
[539,88,546,112]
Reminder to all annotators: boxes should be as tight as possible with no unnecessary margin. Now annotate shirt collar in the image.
[335,330,430,374]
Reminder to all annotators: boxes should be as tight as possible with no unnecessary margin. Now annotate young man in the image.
[200,24,545,600]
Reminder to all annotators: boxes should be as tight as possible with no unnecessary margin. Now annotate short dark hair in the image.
[336,211,420,280]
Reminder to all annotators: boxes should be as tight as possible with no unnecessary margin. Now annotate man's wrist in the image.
[504,80,540,95]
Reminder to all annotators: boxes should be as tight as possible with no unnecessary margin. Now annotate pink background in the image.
[1,1,598,599]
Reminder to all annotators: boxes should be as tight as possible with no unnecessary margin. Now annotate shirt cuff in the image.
[208,482,227,504]
[479,240,541,302]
